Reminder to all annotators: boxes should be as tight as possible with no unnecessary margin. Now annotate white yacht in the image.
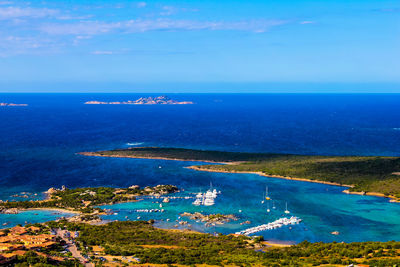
[203,197,215,206]
[193,198,202,206]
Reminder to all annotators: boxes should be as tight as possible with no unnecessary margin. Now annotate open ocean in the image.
[1,93,400,243]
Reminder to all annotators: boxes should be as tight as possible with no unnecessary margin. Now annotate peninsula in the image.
[84,96,193,105]
[79,147,400,201]
[0,184,178,222]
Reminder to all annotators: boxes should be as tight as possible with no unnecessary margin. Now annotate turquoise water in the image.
[99,158,400,243]
[0,210,74,229]
[1,94,400,243]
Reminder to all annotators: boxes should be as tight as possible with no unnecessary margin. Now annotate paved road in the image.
[55,229,94,267]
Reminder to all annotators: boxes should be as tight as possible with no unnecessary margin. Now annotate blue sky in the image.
[0,0,399,92]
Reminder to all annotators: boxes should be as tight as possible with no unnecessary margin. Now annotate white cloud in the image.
[0,34,58,57]
[159,5,198,16]
[40,21,122,35]
[160,6,176,16]
[0,6,59,20]
[137,2,147,8]
[40,18,288,36]
[91,50,114,55]
[300,21,315,24]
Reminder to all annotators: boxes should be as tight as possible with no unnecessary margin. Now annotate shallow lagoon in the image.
[100,158,400,243]
[0,210,74,229]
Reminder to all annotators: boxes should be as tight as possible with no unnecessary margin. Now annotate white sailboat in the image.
[261,191,265,204]
[272,200,276,209]
[284,202,290,214]
[266,202,270,213]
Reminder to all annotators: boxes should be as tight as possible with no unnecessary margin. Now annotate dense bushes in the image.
[49,221,400,266]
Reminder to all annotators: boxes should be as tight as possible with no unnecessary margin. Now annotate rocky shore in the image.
[0,184,179,217]
[180,212,238,225]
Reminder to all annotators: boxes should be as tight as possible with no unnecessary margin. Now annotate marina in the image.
[235,217,302,236]
[192,183,220,206]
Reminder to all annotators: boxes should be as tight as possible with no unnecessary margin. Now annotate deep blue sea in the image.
[1,93,400,243]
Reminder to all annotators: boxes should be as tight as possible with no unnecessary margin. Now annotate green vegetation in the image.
[83,147,400,199]
[80,147,277,162]
[196,155,400,198]
[0,185,178,214]
[13,251,82,267]
[48,220,400,266]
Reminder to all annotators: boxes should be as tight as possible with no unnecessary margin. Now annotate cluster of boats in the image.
[134,209,164,213]
[262,186,291,214]
[235,216,302,236]
[192,184,220,206]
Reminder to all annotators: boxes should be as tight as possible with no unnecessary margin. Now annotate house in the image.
[20,234,56,246]
[9,226,27,235]
[0,243,24,252]
[27,226,41,232]
[0,253,16,264]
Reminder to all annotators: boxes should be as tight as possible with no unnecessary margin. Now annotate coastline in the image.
[79,152,400,203]
[78,152,233,164]
[186,166,400,202]
[342,189,400,202]
[186,165,351,187]
[23,207,81,215]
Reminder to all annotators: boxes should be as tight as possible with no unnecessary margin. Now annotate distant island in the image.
[79,147,400,202]
[0,103,28,107]
[84,96,194,105]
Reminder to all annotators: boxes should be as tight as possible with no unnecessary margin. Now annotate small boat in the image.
[266,202,270,213]
[272,201,276,209]
[284,202,290,214]
[265,186,271,200]
[238,209,242,213]
[192,198,202,206]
